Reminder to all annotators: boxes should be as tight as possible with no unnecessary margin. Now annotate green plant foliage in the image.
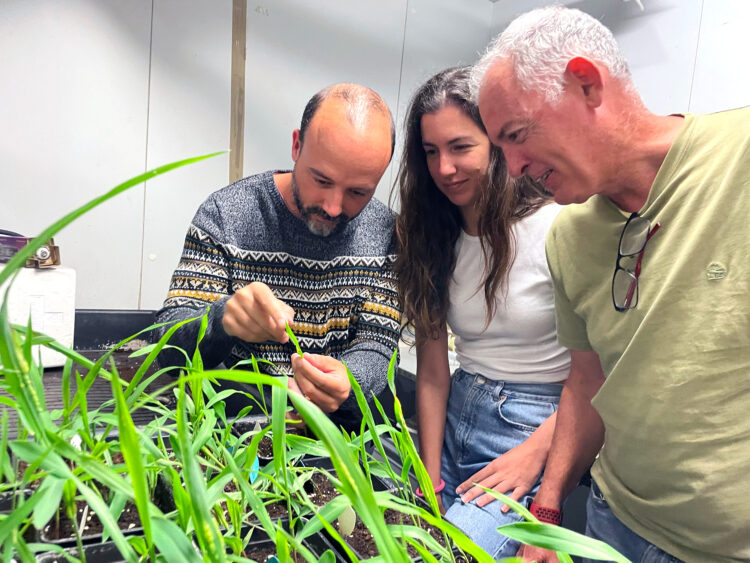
[476,487,632,563]
[285,321,303,358]
[0,155,632,563]
[500,522,630,563]
[110,365,154,560]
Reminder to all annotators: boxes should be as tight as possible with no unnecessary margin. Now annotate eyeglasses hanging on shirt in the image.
[612,212,660,312]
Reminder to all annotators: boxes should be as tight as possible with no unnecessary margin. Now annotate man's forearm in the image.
[534,350,605,508]
[336,340,394,412]
[154,297,234,369]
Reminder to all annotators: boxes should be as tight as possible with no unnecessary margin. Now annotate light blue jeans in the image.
[441,369,562,560]
[585,479,685,563]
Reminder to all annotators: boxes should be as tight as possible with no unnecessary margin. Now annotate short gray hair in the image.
[470,6,633,104]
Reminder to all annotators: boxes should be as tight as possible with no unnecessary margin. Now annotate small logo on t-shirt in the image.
[706,262,727,280]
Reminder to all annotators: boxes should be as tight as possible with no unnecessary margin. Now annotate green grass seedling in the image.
[285,322,303,358]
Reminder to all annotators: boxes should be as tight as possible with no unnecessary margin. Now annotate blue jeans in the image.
[441,369,562,560]
[585,479,685,563]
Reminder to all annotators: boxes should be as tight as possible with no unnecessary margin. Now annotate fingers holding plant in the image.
[223,281,295,343]
[290,353,351,413]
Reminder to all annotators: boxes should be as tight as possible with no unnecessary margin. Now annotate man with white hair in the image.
[472,6,750,563]
[156,84,401,430]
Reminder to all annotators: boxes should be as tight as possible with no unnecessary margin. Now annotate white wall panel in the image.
[599,0,701,114]
[242,0,407,205]
[391,0,493,208]
[139,1,232,310]
[0,1,152,309]
[13,1,745,311]
[398,0,493,117]
[689,1,750,114]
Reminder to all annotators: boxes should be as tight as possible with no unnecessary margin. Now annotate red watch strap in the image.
[529,502,562,525]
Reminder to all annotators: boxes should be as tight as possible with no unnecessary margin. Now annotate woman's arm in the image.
[416,324,452,511]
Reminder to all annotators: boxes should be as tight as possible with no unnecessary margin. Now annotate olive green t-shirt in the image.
[546,107,750,563]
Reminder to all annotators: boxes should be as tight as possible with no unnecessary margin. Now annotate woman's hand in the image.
[455,438,547,510]
[421,489,447,515]
[437,494,446,515]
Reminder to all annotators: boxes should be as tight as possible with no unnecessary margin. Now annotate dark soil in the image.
[252,473,335,521]
[43,499,141,542]
[15,460,32,484]
[307,473,339,507]
[255,425,315,459]
[85,347,172,396]
[258,435,273,458]
[300,470,455,560]
[108,348,176,409]
[244,543,277,561]
[334,508,468,560]
[41,452,175,543]
[265,501,289,518]
[244,543,304,562]
[341,509,428,558]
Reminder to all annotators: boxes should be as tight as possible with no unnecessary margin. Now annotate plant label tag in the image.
[337,505,356,536]
[250,456,259,484]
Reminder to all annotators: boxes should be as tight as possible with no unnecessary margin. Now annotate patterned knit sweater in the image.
[155,170,401,418]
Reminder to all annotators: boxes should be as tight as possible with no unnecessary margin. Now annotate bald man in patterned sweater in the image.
[156,84,400,429]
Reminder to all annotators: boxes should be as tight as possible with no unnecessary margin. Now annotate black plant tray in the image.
[242,519,346,562]
[0,489,34,512]
[299,455,396,494]
[230,415,331,468]
[35,519,344,562]
[37,506,149,551]
[35,472,175,550]
[294,458,453,562]
[36,541,126,563]
[0,489,39,544]
[310,489,470,563]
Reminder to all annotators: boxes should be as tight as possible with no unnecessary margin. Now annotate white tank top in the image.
[446,203,570,383]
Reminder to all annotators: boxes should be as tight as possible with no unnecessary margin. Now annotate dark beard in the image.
[291,171,350,237]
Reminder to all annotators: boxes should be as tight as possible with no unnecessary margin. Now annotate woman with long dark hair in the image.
[393,67,571,558]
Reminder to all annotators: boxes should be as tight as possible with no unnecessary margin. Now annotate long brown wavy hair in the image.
[393,67,550,341]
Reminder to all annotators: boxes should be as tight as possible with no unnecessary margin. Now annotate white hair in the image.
[470,6,634,104]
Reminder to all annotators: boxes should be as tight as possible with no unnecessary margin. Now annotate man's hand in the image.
[517,544,559,563]
[456,439,546,510]
[288,354,351,413]
[222,282,295,343]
